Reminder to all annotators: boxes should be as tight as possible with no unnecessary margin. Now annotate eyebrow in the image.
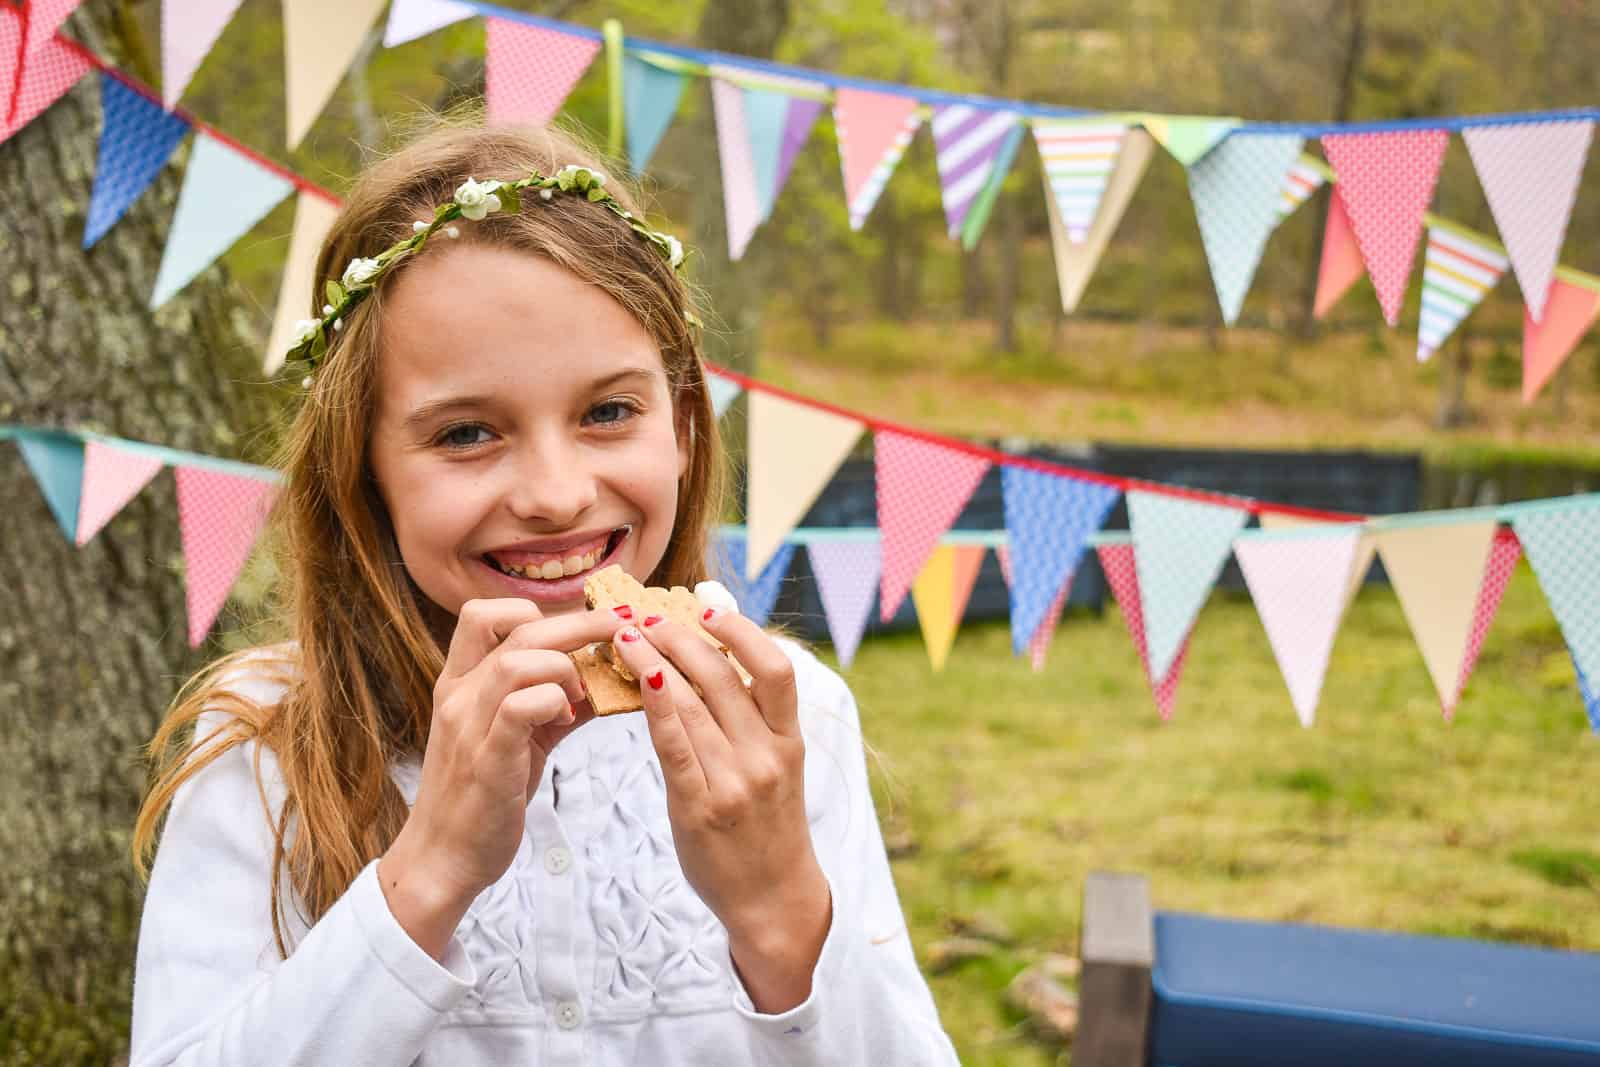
[400,367,659,432]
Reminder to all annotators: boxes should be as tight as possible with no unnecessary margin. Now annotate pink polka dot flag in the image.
[176,467,279,647]
[75,440,164,546]
[1,5,91,145]
[21,1,83,59]
[874,430,990,623]
[1096,541,1191,721]
[485,18,600,128]
[1449,527,1521,719]
[1320,129,1449,327]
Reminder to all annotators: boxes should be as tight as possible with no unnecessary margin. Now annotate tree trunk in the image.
[0,7,276,1062]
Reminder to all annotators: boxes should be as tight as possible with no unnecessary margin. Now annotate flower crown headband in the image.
[286,165,692,381]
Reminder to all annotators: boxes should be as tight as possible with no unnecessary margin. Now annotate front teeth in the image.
[496,547,602,581]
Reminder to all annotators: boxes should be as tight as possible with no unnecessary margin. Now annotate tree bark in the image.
[0,6,276,1062]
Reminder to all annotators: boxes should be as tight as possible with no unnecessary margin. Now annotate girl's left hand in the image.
[609,609,831,990]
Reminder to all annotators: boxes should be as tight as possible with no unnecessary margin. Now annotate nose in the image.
[503,434,599,525]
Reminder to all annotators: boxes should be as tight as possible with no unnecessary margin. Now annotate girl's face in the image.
[367,242,688,620]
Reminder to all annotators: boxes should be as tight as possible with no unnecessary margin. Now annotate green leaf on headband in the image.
[498,186,521,214]
[325,280,346,307]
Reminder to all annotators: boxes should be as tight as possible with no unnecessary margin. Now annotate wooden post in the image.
[1076,871,1154,1067]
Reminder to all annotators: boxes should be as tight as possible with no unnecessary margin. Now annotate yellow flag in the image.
[1374,521,1498,707]
[264,192,341,375]
[745,391,864,579]
[911,544,986,672]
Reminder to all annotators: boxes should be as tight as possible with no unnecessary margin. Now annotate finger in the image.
[442,598,545,680]
[611,626,729,799]
[484,682,571,775]
[639,616,766,745]
[482,647,589,715]
[700,608,802,738]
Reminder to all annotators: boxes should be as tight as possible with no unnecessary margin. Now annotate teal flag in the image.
[1129,490,1249,681]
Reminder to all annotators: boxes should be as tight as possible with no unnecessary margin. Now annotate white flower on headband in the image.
[666,235,685,268]
[454,177,504,221]
[341,257,382,291]
[293,318,321,346]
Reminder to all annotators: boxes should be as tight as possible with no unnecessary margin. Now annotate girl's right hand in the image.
[378,598,624,955]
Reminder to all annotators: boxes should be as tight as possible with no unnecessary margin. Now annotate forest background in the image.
[1,1,1598,1064]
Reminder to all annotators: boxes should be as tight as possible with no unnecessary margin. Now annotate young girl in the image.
[128,118,960,1066]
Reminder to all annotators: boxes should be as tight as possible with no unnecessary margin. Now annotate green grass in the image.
[819,566,1598,1065]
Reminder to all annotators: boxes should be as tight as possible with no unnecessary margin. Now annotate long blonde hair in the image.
[132,118,727,958]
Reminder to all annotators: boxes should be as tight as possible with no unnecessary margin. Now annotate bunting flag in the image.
[807,539,881,670]
[710,76,762,260]
[21,1,82,59]
[1416,224,1508,363]
[1462,120,1593,322]
[75,439,165,545]
[833,86,921,231]
[910,543,985,672]
[1034,121,1126,243]
[83,73,191,248]
[264,192,341,375]
[1144,115,1237,166]
[1313,187,1365,319]
[1257,513,1374,608]
[14,431,84,539]
[1373,519,1499,713]
[1511,497,1600,694]
[175,466,278,647]
[707,372,741,417]
[745,391,864,578]
[283,0,388,149]
[1319,129,1450,326]
[1277,157,1324,219]
[149,132,294,309]
[1449,527,1521,718]
[1233,526,1362,727]
[1097,540,1192,719]
[485,18,601,128]
[1,8,91,143]
[624,53,687,173]
[1521,277,1600,403]
[161,0,245,108]
[930,104,1021,243]
[1575,650,1599,734]
[1187,132,1303,325]
[710,532,794,628]
[996,544,1073,672]
[383,0,477,48]
[1042,126,1155,313]
[999,465,1118,656]
[874,430,990,622]
[742,77,823,222]
[1129,491,1249,684]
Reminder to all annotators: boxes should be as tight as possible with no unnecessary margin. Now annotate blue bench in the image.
[1075,872,1600,1067]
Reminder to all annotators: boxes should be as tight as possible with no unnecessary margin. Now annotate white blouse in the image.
[130,638,961,1066]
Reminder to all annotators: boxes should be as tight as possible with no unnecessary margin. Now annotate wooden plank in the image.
[1076,871,1153,1067]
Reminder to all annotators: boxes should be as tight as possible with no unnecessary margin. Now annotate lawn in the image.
[825,564,1598,1065]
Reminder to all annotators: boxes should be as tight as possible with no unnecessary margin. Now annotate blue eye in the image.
[436,423,491,449]
[588,400,640,426]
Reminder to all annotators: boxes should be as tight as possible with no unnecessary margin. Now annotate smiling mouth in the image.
[483,525,630,582]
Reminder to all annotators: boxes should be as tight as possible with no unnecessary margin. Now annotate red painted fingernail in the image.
[612,605,633,619]
[646,670,665,691]
[643,614,664,627]
[619,627,641,643]
[701,607,716,621]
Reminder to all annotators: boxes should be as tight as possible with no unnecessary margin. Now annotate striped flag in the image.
[1417,225,1507,363]
[834,87,922,231]
[1277,157,1324,219]
[930,104,1021,243]
[1034,121,1125,242]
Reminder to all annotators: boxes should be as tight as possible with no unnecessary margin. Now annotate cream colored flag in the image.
[284,0,388,148]
[264,192,341,375]
[1260,513,1374,607]
[1374,520,1498,707]
[745,391,864,578]
[1041,127,1154,312]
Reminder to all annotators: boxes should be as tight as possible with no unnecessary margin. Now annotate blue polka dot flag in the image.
[1000,465,1119,656]
[711,531,796,627]
[1187,132,1303,325]
[1571,646,1599,734]
[1511,497,1600,713]
[1129,489,1250,682]
[84,73,191,249]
